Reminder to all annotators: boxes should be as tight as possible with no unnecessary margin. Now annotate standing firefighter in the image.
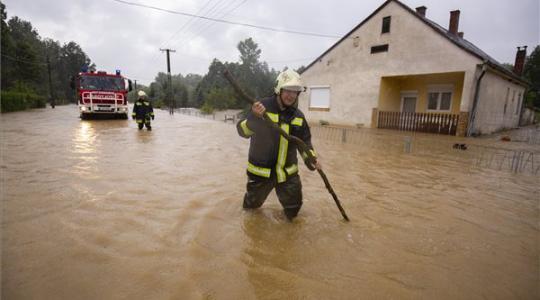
[132,90,154,130]
[236,69,321,221]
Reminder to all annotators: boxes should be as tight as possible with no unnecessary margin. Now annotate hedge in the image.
[1,91,47,112]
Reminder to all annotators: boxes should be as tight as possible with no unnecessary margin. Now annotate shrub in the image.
[1,91,47,112]
[200,102,214,114]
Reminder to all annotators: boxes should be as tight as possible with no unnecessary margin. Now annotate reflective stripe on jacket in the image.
[236,95,316,183]
[132,99,154,120]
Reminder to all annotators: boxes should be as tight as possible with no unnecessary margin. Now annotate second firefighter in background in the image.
[132,90,154,130]
[236,69,321,221]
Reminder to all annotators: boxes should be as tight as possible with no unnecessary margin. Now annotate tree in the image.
[523,45,540,109]
[0,2,95,107]
[1,1,15,88]
[238,38,261,71]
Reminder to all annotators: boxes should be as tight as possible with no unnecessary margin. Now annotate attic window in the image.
[371,44,389,54]
[382,16,391,33]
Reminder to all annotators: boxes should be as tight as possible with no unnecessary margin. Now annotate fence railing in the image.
[378,111,459,135]
[310,125,539,176]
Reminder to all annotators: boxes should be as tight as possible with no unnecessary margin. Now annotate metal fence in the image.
[172,110,540,176]
[311,125,540,176]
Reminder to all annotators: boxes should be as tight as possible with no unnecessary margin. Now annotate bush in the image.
[153,99,164,109]
[200,102,214,114]
[1,91,47,112]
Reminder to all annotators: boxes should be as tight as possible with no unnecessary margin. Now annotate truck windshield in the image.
[80,76,125,91]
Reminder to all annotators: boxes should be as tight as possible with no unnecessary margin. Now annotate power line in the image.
[159,0,217,48]
[148,0,248,70]
[1,54,47,66]
[150,0,217,64]
[110,0,342,39]
[184,0,248,42]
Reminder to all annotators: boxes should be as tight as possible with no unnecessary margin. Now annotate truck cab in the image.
[73,70,132,119]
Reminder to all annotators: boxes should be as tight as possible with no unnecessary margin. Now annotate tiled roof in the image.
[302,0,527,86]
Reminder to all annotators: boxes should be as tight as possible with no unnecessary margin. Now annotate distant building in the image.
[299,0,528,136]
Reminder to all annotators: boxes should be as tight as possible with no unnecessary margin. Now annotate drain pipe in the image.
[467,62,488,136]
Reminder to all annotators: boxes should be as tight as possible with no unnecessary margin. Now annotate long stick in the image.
[223,69,350,221]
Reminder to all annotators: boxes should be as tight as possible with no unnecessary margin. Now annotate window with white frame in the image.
[426,85,453,112]
[309,86,330,109]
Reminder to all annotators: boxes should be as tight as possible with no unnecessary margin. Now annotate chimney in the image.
[449,10,460,35]
[416,6,427,17]
[458,32,464,38]
[513,46,527,76]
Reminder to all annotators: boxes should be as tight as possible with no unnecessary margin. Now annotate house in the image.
[298,0,528,136]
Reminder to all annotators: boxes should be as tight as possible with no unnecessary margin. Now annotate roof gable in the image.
[301,0,526,85]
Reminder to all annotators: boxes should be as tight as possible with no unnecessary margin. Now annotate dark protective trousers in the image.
[137,118,152,130]
[243,173,303,220]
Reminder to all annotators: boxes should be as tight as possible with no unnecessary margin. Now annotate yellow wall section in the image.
[378,72,464,114]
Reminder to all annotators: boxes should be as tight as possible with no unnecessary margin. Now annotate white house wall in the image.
[299,1,482,127]
[472,70,526,134]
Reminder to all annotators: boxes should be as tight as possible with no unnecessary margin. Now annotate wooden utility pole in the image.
[160,48,176,115]
[46,54,55,108]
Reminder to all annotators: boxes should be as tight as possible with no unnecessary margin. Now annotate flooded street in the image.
[2,105,539,299]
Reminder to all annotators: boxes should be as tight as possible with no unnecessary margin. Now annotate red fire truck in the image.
[71,70,132,119]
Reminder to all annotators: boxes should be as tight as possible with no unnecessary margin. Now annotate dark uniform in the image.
[132,98,155,130]
[236,95,317,220]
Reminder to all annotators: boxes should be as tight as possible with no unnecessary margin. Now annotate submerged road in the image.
[2,105,539,299]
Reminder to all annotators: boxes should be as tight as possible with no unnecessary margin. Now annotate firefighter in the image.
[132,90,154,130]
[236,69,321,221]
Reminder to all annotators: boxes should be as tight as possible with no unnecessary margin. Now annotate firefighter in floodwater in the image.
[236,69,321,221]
[132,90,154,130]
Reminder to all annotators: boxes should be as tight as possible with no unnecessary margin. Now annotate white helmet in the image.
[137,90,147,98]
[274,69,304,94]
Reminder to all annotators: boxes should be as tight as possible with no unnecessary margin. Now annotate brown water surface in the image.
[1,105,538,299]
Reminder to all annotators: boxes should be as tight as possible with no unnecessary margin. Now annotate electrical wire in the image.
[110,0,342,39]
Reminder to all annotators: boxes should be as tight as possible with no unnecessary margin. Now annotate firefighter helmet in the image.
[274,69,304,94]
[137,90,147,98]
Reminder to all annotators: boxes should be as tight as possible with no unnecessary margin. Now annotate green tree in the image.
[1,2,95,109]
[523,45,540,109]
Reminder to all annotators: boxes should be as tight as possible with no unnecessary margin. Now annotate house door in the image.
[400,92,417,130]
[401,96,417,113]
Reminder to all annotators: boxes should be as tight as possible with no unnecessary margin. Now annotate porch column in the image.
[456,111,469,136]
[371,108,379,128]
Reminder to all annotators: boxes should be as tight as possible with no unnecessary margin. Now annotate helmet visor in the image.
[281,85,303,92]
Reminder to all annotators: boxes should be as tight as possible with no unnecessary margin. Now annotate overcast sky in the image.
[3,0,539,85]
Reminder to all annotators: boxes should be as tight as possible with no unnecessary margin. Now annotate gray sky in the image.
[4,0,539,85]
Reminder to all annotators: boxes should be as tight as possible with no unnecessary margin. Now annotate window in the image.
[426,85,453,112]
[382,16,391,33]
[371,44,389,54]
[309,86,330,110]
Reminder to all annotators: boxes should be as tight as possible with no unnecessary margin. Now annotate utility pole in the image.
[160,48,176,115]
[46,54,55,108]
[134,80,138,90]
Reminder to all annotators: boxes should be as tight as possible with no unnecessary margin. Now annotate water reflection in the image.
[73,121,97,155]
[242,210,304,299]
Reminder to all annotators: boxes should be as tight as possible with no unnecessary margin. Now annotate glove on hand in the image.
[304,155,317,171]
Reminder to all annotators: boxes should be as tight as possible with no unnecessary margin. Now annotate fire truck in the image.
[71,69,132,119]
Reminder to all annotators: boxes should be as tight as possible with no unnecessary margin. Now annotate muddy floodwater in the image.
[2,105,539,299]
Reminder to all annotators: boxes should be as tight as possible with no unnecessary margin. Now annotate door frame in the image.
[400,90,418,113]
